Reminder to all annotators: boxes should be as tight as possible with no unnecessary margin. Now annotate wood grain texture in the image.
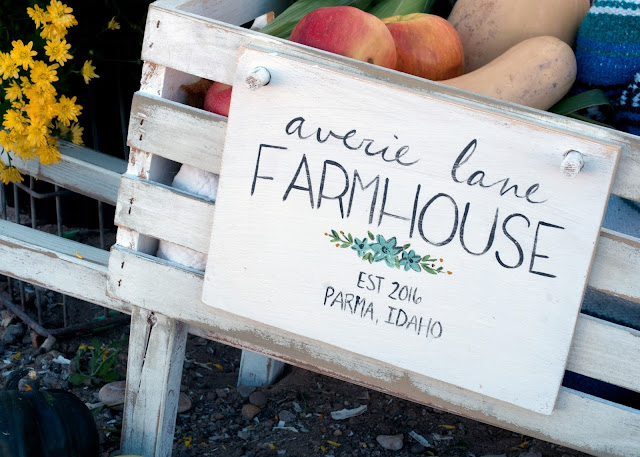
[121,307,188,457]
[106,246,640,456]
[169,0,289,25]
[0,220,128,313]
[567,315,640,394]
[114,175,214,252]
[0,141,125,205]
[128,92,226,174]
[139,6,640,203]
[589,229,640,303]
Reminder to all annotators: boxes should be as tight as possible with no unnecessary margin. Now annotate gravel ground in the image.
[0,292,595,457]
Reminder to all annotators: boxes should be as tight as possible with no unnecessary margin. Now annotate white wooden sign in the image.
[202,48,620,414]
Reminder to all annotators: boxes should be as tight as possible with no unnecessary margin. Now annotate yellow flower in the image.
[46,1,77,30]
[26,122,49,148]
[10,40,37,70]
[0,52,20,80]
[44,38,73,65]
[0,130,15,152]
[0,166,24,184]
[69,123,84,145]
[5,80,23,102]
[37,140,61,165]
[81,60,99,84]
[3,109,29,134]
[30,60,59,87]
[40,23,66,40]
[27,4,48,28]
[56,95,81,126]
[107,17,120,30]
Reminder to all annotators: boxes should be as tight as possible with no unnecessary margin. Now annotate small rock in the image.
[237,385,256,399]
[479,454,506,457]
[98,380,191,412]
[237,430,251,440]
[242,404,261,420]
[520,453,542,457]
[410,443,426,454]
[216,388,229,399]
[333,429,343,436]
[249,390,268,408]
[2,323,25,344]
[98,381,127,405]
[376,434,404,451]
[277,409,296,423]
[42,373,62,390]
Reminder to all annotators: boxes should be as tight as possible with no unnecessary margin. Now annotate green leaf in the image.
[340,243,351,248]
[331,229,339,238]
[422,255,432,262]
[368,231,375,240]
[69,373,90,386]
[261,0,374,38]
[395,256,401,268]
[422,0,439,13]
[348,233,353,242]
[369,0,428,18]
[548,89,610,116]
[421,264,437,274]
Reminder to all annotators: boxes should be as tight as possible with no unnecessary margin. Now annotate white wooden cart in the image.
[2,1,640,456]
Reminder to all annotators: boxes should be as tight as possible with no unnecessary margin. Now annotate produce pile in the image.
[199,0,619,118]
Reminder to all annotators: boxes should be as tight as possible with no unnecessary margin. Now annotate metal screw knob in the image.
[561,150,584,178]
[245,67,271,90]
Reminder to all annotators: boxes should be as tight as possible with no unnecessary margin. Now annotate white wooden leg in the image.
[238,350,286,386]
[121,307,188,457]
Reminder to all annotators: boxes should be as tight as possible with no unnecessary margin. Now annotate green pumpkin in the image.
[0,389,100,457]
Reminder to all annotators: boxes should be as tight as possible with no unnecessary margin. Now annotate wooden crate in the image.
[103,1,640,456]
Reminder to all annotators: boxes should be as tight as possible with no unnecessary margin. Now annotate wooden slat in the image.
[121,307,188,457]
[114,175,214,252]
[0,220,129,313]
[109,175,640,303]
[106,246,640,457]
[589,229,640,303]
[568,315,640,394]
[140,6,640,203]
[128,92,225,174]
[1,142,126,205]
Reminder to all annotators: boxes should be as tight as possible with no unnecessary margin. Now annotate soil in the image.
[1,286,593,457]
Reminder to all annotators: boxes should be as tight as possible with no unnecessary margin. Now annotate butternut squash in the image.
[440,35,577,111]
[448,0,590,72]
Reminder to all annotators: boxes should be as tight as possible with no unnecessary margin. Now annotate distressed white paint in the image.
[121,307,188,457]
[139,5,640,202]
[0,220,128,313]
[114,175,215,253]
[128,92,226,175]
[202,49,620,415]
[1,141,125,205]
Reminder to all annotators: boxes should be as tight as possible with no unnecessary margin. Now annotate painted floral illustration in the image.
[326,230,452,275]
